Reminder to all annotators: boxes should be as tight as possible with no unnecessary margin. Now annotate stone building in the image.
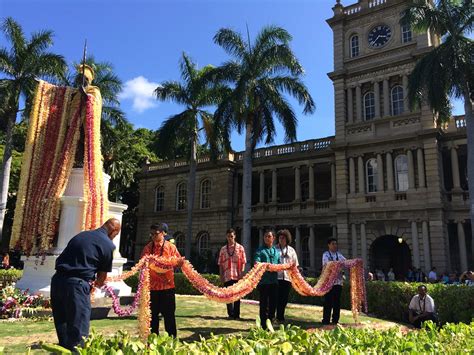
[136,0,472,278]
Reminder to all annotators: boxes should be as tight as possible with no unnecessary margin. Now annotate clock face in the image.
[368,25,392,48]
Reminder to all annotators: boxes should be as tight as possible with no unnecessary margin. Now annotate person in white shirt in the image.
[275,229,299,322]
[408,285,438,328]
[322,237,346,325]
[428,267,437,283]
[387,268,395,281]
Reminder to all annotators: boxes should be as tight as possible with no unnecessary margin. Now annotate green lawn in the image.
[0,295,401,354]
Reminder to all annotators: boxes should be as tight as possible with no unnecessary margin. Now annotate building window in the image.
[350,35,359,58]
[176,182,187,210]
[197,232,210,255]
[200,179,211,209]
[174,232,185,254]
[401,24,412,43]
[395,155,409,191]
[364,92,375,120]
[154,185,164,212]
[391,85,404,116]
[302,236,310,268]
[366,158,378,193]
[301,181,309,202]
[266,185,272,203]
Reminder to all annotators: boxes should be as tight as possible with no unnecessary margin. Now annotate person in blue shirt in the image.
[51,218,121,351]
[254,230,280,329]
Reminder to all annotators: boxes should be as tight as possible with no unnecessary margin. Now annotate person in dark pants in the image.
[140,223,184,337]
[321,237,346,325]
[51,218,121,351]
[275,229,299,322]
[409,285,438,328]
[218,228,247,319]
[254,230,280,330]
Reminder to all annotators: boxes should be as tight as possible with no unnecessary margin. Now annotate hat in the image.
[77,64,95,83]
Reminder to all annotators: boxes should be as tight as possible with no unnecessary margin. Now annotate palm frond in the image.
[257,44,304,76]
[0,48,14,76]
[253,25,292,56]
[266,76,315,114]
[213,28,248,60]
[400,0,448,35]
[156,110,196,158]
[26,30,54,56]
[32,53,67,78]
[102,106,128,126]
[2,18,26,58]
[154,81,189,105]
[179,53,197,87]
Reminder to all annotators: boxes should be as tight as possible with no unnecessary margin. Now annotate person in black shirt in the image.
[51,218,120,351]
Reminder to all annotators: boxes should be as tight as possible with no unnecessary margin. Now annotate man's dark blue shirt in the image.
[55,227,115,281]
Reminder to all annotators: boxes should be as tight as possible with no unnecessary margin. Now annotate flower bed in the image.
[0,284,50,319]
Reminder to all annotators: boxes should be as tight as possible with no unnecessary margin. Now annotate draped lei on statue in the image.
[103,256,367,339]
[10,80,107,254]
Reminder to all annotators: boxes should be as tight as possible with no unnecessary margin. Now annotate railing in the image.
[455,116,466,129]
[368,0,386,8]
[315,201,330,210]
[344,4,361,15]
[395,192,407,201]
[277,203,293,212]
[366,195,376,203]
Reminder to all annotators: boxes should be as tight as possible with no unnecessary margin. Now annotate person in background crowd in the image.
[1,252,10,269]
[376,268,386,281]
[407,267,415,282]
[428,267,437,283]
[322,237,346,325]
[459,271,474,286]
[408,285,438,328]
[387,268,395,281]
[254,230,280,330]
[367,272,374,281]
[448,273,459,285]
[141,223,184,337]
[440,272,450,284]
[414,268,425,282]
[275,229,299,323]
[218,228,247,320]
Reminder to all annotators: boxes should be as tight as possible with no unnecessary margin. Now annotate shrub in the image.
[0,284,50,318]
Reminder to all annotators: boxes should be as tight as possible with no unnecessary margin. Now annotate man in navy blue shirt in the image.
[51,218,120,351]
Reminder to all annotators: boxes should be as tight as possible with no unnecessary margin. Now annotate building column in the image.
[349,157,356,194]
[331,163,336,198]
[457,221,468,272]
[411,220,420,269]
[347,87,354,123]
[309,225,316,273]
[272,169,278,202]
[374,80,381,119]
[332,224,337,238]
[259,170,265,204]
[358,156,365,194]
[383,78,390,117]
[295,225,302,258]
[355,84,362,122]
[376,153,384,192]
[294,165,301,201]
[259,227,264,246]
[360,223,367,267]
[407,149,416,189]
[451,146,461,189]
[233,173,239,206]
[402,75,409,113]
[386,151,394,191]
[422,221,431,272]
[351,223,357,258]
[417,148,426,188]
[308,164,315,200]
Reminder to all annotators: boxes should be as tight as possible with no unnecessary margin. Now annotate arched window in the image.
[366,158,378,193]
[395,155,409,191]
[154,185,164,212]
[401,24,412,43]
[176,182,187,210]
[301,181,309,202]
[350,35,359,58]
[200,179,211,209]
[364,91,375,120]
[302,236,310,268]
[197,232,210,255]
[174,232,185,255]
[391,86,404,116]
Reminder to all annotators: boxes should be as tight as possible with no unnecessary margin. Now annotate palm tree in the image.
[155,53,225,259]
[208,26,315,264]
[0,17,66,243]
[401,1,474,239]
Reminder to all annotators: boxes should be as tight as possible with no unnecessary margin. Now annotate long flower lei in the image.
[101,256,367,339]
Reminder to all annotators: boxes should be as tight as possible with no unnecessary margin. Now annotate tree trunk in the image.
[185,130,197,259]
[242,122,253,269]
[0,106,17,245]
[463,88,474,266]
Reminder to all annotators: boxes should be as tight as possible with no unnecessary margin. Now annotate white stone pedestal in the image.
[16,168,130,298]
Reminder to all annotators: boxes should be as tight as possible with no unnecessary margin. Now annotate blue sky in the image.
[0,0,464,152]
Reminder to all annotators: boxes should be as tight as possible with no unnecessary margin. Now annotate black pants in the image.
[224,280,240,318]
[323,285,342,324]
[277,280,291,321]
[258,283,277,329]
[51,273,91,351]
[412,313,438,329]
[150,288,177,337]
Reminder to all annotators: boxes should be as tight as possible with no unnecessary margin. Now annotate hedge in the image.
[0,269,23,288]
[124,273,474,324]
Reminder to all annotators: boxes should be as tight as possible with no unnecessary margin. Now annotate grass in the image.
[0,295,401,354]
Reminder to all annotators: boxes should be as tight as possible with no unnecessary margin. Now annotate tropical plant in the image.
[0,17,66,244]
[401,0,474,240]
[208,26,315,261]
[154,53,225,259]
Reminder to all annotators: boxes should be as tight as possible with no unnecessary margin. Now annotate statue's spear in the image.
[81,39,87,89]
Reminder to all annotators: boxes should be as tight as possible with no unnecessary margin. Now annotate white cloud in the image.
[119,76,159,113]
